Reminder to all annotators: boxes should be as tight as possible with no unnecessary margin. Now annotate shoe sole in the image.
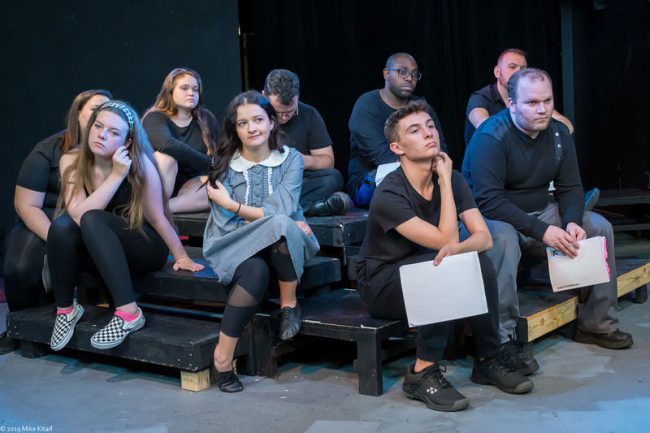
[403,390,470,412]
[50,306,85,352]
[90,317,145,350]
[470,374,534,394]
[574,331,633,350]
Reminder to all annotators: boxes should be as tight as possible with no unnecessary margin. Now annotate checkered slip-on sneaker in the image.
[50,303,85,351]
[90,308,145,350]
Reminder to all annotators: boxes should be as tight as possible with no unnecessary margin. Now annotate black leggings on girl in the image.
[47,210,168,308]
[3,220,53,311]
[219,238,297,338]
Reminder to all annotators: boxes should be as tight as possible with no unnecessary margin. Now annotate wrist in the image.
[174,255,189,264]
[229,199,241,214]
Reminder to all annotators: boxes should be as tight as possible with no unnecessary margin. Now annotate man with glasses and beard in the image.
[347,53,447,207]
[263,69,350,216]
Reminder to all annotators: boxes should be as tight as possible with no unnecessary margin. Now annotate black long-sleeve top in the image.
[143,111,218,178]
[462,109,584,241]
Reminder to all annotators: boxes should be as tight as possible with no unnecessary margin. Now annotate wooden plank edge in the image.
[525,297,578,342]
[616,262,650,297]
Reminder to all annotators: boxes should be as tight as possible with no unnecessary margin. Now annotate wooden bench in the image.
[248,289,410,396]
[7,251,342,391]
[6,304,250,392]
[516,257,649,343]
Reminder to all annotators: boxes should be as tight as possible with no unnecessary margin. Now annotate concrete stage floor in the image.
[1,233,649,433]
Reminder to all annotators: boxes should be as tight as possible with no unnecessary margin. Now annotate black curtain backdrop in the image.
[1,0,241,269]
[572,0,650,189]
[241,0,564,176]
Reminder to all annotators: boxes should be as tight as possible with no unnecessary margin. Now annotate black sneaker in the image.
[471,358,533,394]
[402,363,469,412]
[279,304,301,340]
[498,339,540,376]
[0,331,18,355]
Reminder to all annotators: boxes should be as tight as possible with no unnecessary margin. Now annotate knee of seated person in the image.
[269,214,294,227]
[154,152,178,175]
[79,209,109,231]
[488,220,519,249]
[320,168,344,191]
[240,257,271,290]
[584,211,613,237]
[48,213,78,240]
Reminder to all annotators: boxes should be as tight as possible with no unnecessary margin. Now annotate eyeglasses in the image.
[386,67,422,81]
[276,105,299,119]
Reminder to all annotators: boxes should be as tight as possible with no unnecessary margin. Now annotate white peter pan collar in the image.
[229,145,290,172]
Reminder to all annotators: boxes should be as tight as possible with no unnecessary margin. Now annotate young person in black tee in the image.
[356,100,532,412]
[1,89,112,354]
[143,68,219,213]
[462,68,632,350]
[263,69,351,216]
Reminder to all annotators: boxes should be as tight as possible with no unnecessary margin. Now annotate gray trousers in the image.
[461,201,619,343]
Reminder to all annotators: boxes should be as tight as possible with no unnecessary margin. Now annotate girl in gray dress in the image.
[204,90,319,392]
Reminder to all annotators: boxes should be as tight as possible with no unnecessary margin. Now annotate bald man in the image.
[348,52,447,207]
[464,48,574,147]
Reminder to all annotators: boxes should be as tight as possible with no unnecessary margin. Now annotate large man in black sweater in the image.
[347,53,446,207]
[462,68,632,350]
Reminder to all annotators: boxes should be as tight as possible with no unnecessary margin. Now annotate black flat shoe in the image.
[279,304,302,340]
[214,369,243,393]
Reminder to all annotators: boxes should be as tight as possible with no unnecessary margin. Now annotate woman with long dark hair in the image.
[204,90,319,392]
[143,67,219,213]
[1,89,112,354]
[48,101,203,352]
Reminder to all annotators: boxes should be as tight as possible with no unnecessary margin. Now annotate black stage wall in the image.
[241,0,564,175]
[241,0,650,190]
[571,0,650,189]
[1,0,241,268]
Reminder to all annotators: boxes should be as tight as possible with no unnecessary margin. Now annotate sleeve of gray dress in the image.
[206,175,242,237]
[262,149,304,218]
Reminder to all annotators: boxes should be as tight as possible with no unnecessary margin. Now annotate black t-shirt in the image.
[462,109,583,241]
[347,90,447,191]
[16,131,65,210]
[278,102,332,157]
[356,167,476,305]
[464,83,505,147]
[143,110,217,178]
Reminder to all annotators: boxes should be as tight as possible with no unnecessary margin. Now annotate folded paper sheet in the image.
[399,251,488,327]
[375,162,400,185]
[546,236,610,292]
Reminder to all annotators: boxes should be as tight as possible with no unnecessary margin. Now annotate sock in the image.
[57,306,74,315]
[115,309,140,323]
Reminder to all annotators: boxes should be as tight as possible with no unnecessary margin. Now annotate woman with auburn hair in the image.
[1,89,111,355]
[48,100,203,352]
[204,90,319,392]
[143,67,219,213]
